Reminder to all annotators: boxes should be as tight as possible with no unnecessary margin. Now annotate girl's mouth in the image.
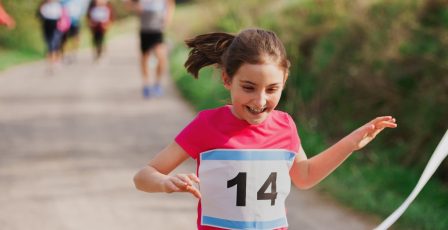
[246,105,267,115]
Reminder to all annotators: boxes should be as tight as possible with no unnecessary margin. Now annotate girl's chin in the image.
[231,106,269,124]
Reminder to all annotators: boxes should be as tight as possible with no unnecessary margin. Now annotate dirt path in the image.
[0,33,378,230]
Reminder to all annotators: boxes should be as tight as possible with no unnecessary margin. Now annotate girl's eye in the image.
[242,86,254,91]
[267,88,279,94]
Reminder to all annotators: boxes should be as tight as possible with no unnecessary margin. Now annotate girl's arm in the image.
[164,0,175,28]
[124,0,142,14]
[100,3,114,29]
[133,141,201,199]
[290,116,397,189]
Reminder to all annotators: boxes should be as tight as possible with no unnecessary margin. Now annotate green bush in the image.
[170,45,229,111]
[0,0,43,53]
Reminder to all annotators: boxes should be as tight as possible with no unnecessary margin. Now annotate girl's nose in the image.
[253,92,267,108]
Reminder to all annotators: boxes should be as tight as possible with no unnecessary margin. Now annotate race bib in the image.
[141,0,165,12]
[90,6,109,23]
[199,149,295,229]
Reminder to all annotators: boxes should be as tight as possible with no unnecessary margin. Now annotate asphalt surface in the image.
[0,33,378,230]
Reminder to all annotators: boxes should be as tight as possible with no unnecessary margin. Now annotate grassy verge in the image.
[0,48,42,71]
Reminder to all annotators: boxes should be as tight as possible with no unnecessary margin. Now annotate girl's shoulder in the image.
[271,109,293,121]
[269,109,299,131]
[194,106,229,123]
[271,109,289,116]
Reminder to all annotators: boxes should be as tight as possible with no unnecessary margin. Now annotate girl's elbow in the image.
[292,180,316,190]
[297,183,315,190]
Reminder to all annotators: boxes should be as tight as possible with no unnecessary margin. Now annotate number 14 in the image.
[227,172,278,207]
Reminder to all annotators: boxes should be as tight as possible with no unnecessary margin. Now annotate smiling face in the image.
[223,62,287,125]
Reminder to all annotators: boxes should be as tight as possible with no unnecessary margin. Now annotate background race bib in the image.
[90,6,109,23]
[199,149,295,230]
[141,0,165,12]
[40,2,62,20]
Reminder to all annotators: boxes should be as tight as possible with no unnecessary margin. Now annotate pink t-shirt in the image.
[175,105,301,230]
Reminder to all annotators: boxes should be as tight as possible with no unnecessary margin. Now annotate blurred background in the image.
[1,0,447,229]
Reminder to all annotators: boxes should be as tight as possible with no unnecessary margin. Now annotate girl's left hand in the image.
[348,116,397,151]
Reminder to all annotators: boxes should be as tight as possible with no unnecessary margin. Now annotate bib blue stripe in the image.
[201,150,295,161]
[203,215,287,229]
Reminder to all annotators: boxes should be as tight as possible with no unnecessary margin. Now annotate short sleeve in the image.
[175,111,206,159]
[286,114,301,153]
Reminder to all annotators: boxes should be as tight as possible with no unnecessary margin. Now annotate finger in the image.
[374,120,398,130]
[369,116,394,125]
[171,176,190,189]
[370,121,397,137]
[185,184,202,199]
[176,174,194,187]
[187,173,200,184]
[360,123,376,134]
[380,121,397,128]
[165,180,181,193]
[361,123,385,139]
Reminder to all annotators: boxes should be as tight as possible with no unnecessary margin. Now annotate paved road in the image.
[0,34,378,230]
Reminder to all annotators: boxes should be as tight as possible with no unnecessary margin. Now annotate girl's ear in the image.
[283,72,289,83]
[221,71,232,90]
[282,72,289,89]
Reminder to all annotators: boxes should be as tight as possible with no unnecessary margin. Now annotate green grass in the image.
[0,48,42,71]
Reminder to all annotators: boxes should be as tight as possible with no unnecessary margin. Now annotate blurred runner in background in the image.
[87,0,114,62]
[37,0,65,73]
[60,0,89,63]
[126,0,175,99]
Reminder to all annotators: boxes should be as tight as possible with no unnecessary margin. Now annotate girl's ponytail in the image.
[184,32,234,78]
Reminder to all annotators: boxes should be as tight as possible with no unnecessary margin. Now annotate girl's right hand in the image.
[162,173,201,199]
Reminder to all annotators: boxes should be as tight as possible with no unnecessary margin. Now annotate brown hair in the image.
[184,28,290,79]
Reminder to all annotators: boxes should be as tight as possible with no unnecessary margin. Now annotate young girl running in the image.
[133,28,397,230]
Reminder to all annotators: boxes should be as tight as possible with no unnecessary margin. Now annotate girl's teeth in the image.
[248,106,265,113]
